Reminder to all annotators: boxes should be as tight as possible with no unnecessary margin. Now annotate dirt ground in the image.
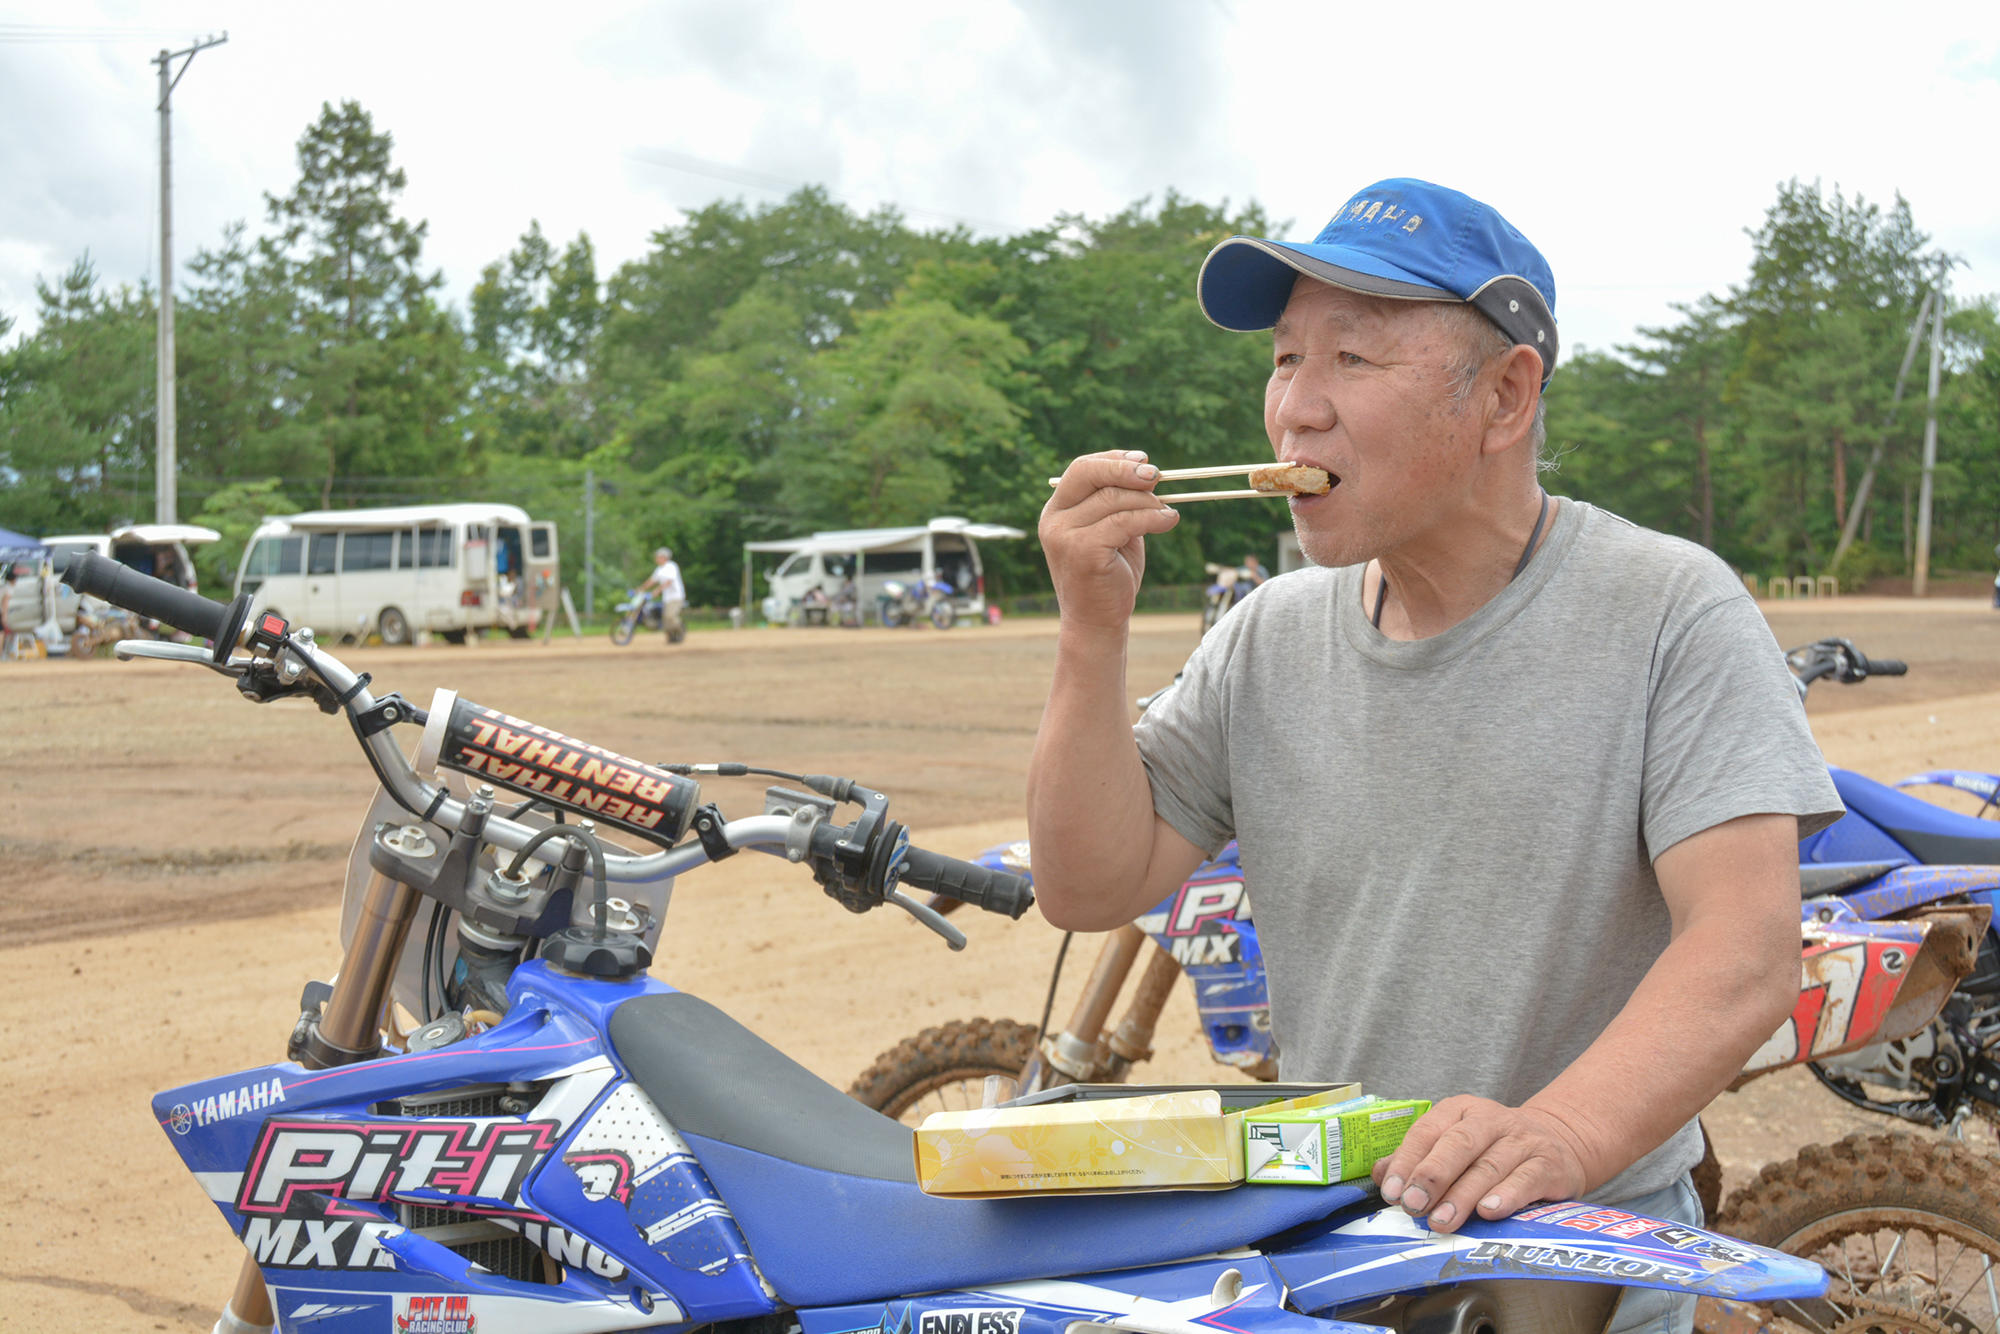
[1,597,1996,1332]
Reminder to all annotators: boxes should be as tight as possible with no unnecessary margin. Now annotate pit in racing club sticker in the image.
[398,1294,477,1333]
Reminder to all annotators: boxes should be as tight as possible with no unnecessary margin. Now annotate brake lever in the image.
[887,889,968,951]
[114,639,246,679]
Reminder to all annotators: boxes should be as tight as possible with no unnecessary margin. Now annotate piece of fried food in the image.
[1247,463,1331,495]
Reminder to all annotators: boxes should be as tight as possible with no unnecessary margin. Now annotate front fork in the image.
[1018,924,1185,1094]
[215,869,421,1334]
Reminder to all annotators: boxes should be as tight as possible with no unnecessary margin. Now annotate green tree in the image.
[188,476,296,588]
[776,293,1029,529]
[467,222,603,459]
[251,101,468,506]
[0,256,157,535]
[1723,181,1947,574]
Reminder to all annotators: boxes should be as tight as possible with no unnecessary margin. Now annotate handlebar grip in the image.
[1867,658,1909,677]
[900,845,1035,919]
[54,549,228,641]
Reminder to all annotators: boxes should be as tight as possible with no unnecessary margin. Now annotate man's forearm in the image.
[1027,620,1164,930]
[1525,913,1797,1191]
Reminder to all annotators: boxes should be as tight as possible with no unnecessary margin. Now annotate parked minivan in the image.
[40,522,220,594]
[745,517,1026,627]
[235,503,559,645]
[34,523,221,639]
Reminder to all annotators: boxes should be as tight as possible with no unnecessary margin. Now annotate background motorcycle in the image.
[54,551,1828,1334]
[609,587,686,645]
[877,576,956,629]
[1780,639,2000,1147]
[1199,562,1258,635]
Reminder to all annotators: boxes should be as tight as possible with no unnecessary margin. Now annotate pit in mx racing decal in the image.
[237,1116,564,1217]
[1135,874,1252,966]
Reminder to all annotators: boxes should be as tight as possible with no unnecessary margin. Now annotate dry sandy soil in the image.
[1,598,1996,1332]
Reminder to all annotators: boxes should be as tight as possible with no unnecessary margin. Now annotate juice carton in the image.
[1242,1096,1431,1185]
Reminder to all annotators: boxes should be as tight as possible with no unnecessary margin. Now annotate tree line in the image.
[3,101,1994,609]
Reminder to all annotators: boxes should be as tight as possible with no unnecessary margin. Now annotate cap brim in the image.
[1197,237,1456,332]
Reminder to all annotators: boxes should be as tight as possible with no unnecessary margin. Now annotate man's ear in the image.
[1480,345,1543,458]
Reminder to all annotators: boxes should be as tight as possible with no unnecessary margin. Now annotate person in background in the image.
[1029,178,1841,1334]
[152,547,184,589]
[1240,553,1267,587]
[641,547,687,639]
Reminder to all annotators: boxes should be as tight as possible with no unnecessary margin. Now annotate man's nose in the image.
[1271,361,1336,435]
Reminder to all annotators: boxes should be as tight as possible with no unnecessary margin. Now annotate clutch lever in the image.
[114,639,246,678]
[887,889,968,951]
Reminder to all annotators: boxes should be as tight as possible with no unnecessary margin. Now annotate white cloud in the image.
[0,0,1993,364]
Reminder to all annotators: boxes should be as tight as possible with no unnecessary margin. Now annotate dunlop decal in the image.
[441,699,697,843]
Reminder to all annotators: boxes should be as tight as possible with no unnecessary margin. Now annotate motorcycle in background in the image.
[1199,562,1260,635]
[49,550,1830,1334]
[878,576,956,629]
[608,587,686,645]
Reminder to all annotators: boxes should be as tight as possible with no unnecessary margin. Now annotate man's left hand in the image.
[1371,1096,1594,1233]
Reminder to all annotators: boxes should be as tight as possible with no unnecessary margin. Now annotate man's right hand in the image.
[1039,450,1180,631]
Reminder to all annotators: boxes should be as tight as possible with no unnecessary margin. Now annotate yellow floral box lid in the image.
[913,1083,1359,1198]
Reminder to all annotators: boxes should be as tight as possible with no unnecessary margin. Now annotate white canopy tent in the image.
[739,516,1027,617]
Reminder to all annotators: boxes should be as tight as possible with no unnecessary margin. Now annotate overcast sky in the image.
[3,0,1996,365]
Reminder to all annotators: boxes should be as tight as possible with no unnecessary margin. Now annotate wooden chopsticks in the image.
[1045,463,1302,503]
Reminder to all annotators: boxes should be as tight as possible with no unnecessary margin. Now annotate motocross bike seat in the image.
[608,991,1373,1308]
[1829,768,2000,867]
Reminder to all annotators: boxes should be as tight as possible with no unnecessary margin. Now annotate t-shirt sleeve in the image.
[1642,592,1845,859]
[1132,630,1238,859]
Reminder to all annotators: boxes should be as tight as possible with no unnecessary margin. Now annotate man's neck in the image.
[1368,488,1554,641]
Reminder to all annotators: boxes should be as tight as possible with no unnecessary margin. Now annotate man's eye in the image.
[1338,351,1368,367]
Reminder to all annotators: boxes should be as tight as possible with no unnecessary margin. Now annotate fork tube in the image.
[1106,945,1183,1073]
[317,871,421,1053]
[217,870,420,1332]
[1044,924,1146,1080]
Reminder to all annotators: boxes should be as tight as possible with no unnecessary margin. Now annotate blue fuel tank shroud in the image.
[1264,1202,1825,1309]
[151,969,779,1325]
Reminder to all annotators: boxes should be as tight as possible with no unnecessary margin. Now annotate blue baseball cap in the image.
[1197,178,1559,385]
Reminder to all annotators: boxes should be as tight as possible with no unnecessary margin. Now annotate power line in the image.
[0,22,211,43]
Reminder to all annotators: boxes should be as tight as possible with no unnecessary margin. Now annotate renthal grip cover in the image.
[435,697,698,845]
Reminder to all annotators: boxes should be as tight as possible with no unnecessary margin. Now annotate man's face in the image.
[1263,277,1486,569]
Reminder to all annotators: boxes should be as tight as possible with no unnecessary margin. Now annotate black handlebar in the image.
[54,549,253,664]
[901,845,1036,919]
[1786,637,1910,691]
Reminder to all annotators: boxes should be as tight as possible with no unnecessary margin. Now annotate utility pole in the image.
[152,32,227,525]
[1828,290,1933,573]
[584,467,596,616]
[1912,293,1945,597]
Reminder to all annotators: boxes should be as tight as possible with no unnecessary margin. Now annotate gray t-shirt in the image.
[1133,500,1842,1201]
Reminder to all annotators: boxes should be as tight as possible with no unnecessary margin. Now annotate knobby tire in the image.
[848,1017,1038,1126]
[1706,1131,2000,1334]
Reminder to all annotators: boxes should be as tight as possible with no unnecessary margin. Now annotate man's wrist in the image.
[1519,1097,1616,1192]
[1054,615,1130,656]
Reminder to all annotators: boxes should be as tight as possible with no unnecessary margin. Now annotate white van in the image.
[34,523,222,641]
[235,504,559,645]
[40,522,220,594]
[745,517,1026,626]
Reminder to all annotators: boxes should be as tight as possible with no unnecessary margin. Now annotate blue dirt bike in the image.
[50,550,1827,1334]
[610,588,686,645]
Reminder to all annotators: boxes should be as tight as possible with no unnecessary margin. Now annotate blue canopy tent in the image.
[0,526,46,568]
